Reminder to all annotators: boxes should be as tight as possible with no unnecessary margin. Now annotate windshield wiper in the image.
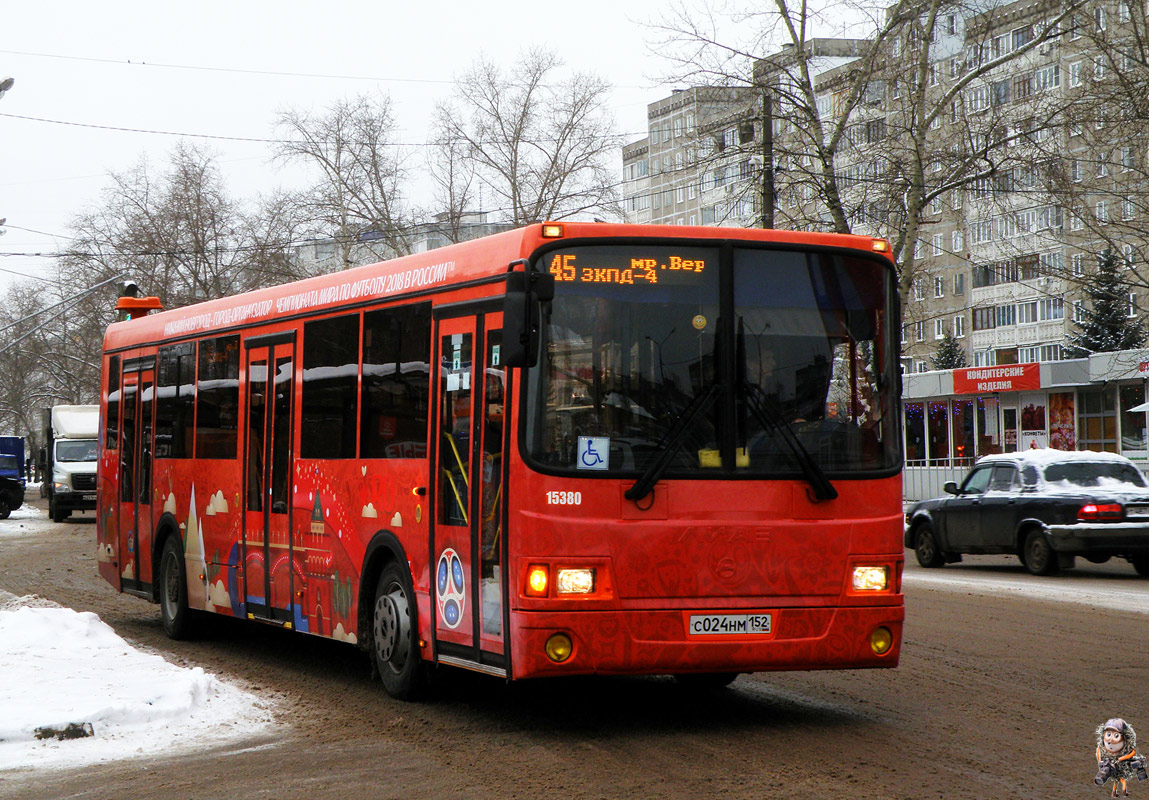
[742,384,838,502]
[625,385,721,504]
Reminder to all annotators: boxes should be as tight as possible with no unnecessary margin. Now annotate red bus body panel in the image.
[96,222,903,683]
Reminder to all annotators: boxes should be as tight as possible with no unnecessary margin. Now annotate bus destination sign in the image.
[547,251,707,286]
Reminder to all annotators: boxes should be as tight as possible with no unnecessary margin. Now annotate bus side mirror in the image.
[502,269,554,368]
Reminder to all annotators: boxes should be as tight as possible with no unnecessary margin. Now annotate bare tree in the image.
[275,94,412,262]
[648,0,1085,310]
[60,143,293,309]
[424,105,480,244]
[434,48,619,225]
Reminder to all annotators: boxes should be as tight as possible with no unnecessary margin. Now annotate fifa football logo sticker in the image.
[436,548,466,629]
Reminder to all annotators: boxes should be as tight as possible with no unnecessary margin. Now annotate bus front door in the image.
[432,312,507,674]
[117,363,155,594]
[243,338,296,626]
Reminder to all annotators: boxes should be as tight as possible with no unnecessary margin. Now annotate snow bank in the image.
[0,593,277,771]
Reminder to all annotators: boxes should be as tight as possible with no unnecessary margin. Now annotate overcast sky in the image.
[0,0,716,293]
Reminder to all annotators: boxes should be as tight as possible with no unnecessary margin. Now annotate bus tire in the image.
[159,536,194,639]
[372,562,424,700]
[49,497,67,523]
[913,522,945,568]
[674,672,739,690]
[0,497,10,520]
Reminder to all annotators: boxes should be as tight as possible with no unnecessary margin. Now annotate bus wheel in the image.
[49,498,66,523]
[159,536,193,639]
[913,523,945,568]
[373,563,424,700]
[674,672,739,690]
[0,497,10,520]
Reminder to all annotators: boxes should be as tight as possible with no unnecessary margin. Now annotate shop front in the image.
[902,351,1149,500]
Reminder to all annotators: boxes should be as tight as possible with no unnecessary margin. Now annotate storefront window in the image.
[1119,383,1147,456]
[977,396,1001,457]
[1020,393,1047,449]
[1049,392,1076,451]
[928,400,950,465]
[1078,386,1118,453]
[905,402,926,462]
[952,398,975,463]
[1002,407,1018,452]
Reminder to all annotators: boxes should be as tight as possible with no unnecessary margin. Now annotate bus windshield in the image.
[525,243,899,477]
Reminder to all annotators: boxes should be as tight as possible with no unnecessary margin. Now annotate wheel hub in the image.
[374,584,410,669]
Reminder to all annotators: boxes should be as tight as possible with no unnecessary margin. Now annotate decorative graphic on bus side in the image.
[436,548,466,628]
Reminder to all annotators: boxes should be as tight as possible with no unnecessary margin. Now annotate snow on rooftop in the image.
[0,591,277,772]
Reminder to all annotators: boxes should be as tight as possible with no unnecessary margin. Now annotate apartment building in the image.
[622,2,1149,462]
[624,3,1147,374]
[622,86,760,229]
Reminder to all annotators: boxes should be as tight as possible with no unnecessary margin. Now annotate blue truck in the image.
[0,434,26,519]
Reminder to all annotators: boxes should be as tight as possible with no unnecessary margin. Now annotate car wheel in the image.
[373,562,424,700]
[159,536,194,639]
[1023,530,1058,576]
[1130,556,1149,577]
[914,523,945,568]
[0,496,10,520]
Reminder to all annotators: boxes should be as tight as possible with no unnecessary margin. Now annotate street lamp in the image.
[1,78,12,234]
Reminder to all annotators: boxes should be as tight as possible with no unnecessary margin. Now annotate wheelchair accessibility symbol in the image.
[577,436,610,470]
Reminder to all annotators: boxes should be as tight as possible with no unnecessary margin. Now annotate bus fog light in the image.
[556,568,595,594]
[545,633,573,662]
[852,565,889,592]
[870,626,893,655]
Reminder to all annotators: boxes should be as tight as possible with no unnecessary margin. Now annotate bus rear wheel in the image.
[159,536,193,639]
[373,563,424,700]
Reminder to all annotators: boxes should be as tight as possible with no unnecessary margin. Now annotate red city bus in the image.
[96,222,904,699]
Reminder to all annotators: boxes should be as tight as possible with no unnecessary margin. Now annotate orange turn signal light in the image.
[525,564,549,596]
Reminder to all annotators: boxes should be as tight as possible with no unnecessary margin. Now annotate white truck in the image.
[41,405,99,523]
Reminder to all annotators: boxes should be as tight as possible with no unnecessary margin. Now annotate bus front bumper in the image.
[508,604,904,680]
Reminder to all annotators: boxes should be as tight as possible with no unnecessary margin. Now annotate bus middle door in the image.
[243,336,296,626]
[117,360,155,595]
[432,310,507,675]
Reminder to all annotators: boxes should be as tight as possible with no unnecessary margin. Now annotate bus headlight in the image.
[852,565,889,592]
[556,568,595,594]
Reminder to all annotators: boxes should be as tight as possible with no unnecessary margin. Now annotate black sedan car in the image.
[905,449,1149,576]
